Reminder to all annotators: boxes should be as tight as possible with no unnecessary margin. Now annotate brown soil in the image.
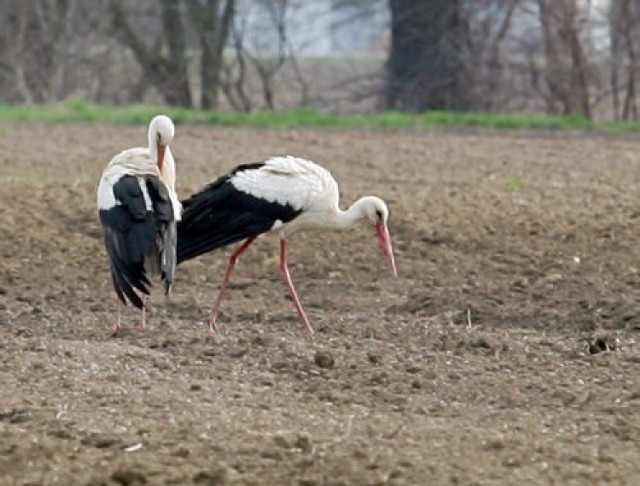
[1,123,640,485]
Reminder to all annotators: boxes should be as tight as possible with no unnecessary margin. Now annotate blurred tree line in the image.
[0,0,637,119]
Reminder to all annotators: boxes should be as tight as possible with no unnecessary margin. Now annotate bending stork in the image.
[177,155,397,334]
[97,115,181,337]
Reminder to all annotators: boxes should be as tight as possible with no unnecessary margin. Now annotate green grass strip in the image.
[0,98,637,132]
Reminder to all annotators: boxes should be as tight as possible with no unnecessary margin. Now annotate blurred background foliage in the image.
[0,1,636,120]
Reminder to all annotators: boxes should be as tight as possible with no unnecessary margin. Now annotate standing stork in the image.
[177,155,397,334]
[97,115,181,337]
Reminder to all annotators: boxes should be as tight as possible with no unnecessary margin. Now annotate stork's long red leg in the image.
[278,238,315,334]
[205,236,257,331]
[137,296,148,331]
[110,302,123,338]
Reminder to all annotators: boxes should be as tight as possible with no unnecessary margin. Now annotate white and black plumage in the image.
[97,115,181,337]
[177,155,397,334]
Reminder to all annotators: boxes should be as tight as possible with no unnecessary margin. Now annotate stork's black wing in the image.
[177,164,302,264]
[99,174,176,308]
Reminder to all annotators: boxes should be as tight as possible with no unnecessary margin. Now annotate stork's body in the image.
[97,115,181,337]
[177,155,396,334]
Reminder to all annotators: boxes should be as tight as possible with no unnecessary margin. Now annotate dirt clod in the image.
[193,465,230,485]
[82,433,122,449]
[86,478,108,486]
[0,408,31,423]
[553,389,577,407]
[253,335,271,347]
[367,350,383,364]
[226,347,249,358]
[298,477,320,486]
[47,428,74,439]
[583,334,618,355]
[295,434,313,453]
[110,468,147,485]
[273,435,291,449]
[314,350,335,369]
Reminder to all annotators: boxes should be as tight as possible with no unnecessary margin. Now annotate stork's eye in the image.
[156,132,161,143]
[375,209,383,222]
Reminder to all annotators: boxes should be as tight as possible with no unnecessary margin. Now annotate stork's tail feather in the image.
[161,222,177,295]
[102,212,155,310]
[108,253,150,310]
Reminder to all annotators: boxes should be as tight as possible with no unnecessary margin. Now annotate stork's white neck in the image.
[146,124,176,192]
[148,128,158,161]
[160,148,177,191]
[327,197,376,230]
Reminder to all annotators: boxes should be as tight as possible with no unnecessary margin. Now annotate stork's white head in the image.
[148,115,175,171]
[357,196,397,277]
[360,196,389,225]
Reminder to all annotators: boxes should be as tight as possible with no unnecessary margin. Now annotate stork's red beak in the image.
[375,222,397,277]
[157,143,166,172]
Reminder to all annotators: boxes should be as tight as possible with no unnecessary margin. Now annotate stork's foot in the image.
[136,304,148,332]
[203,315,220,333]
[109,324,123,338]
[299,318,315,336]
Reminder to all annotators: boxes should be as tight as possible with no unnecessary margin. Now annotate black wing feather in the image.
[145,176,177,294]
[100,174,176,308]
[177,165,301,264]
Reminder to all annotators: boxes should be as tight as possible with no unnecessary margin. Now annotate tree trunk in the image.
[4,0,76,103]
[537,0,591,118]
[385,0,471,112]
[159,0,192,106]
[187,0,236,110]
[610,0,622,119]
[610,0,638,120]
[108,0,192,107]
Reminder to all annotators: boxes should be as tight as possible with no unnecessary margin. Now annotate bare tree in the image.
[610,0,639,119]
[186,0,236,109]
[465,0,519,111]
[219,20,253,112]
[0,0,81,103]
[0,0,632,120]
[536,0,592,117]
[219,0,311,111]
[385,0,472,112]
[5,1,34,103]
[233,0,289,110]
[107,0,192,106]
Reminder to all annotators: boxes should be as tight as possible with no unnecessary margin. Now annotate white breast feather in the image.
[161,147,182,221]
[137,177,153,211]
[230,156,339,212]
[97,146,182,220]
